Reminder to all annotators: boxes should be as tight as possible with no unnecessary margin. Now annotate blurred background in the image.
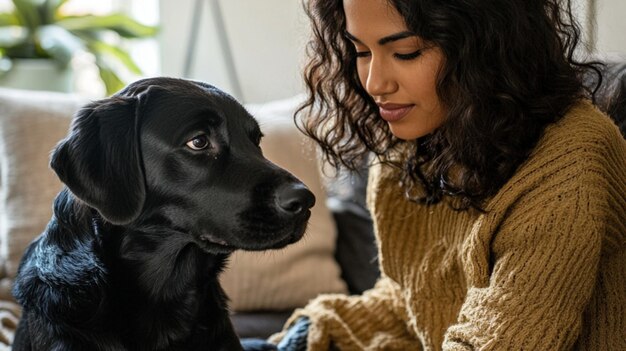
[0,0,624,104]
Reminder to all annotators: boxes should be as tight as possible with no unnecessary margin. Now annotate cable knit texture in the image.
[270,100,626,350]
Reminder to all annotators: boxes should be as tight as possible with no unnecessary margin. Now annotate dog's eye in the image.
[253,132,263,146]
[186,135,211,150]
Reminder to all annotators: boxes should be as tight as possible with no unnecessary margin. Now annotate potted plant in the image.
[0,0,157,95]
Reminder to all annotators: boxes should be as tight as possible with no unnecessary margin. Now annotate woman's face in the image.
[344,0,447,140]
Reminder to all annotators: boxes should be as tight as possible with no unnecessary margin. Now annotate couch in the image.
[0,58,624,348]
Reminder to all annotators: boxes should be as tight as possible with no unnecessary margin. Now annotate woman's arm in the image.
[270,276,421,351]
[444,175,603,350]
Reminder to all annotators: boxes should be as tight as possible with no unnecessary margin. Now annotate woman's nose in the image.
[363,56,397,97]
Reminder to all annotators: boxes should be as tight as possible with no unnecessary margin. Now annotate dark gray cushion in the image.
[324,160,380,295]
[231,311,293,339]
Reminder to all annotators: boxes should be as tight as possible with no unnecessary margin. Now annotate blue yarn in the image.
[240,317,310,351]
[277,317,310,351]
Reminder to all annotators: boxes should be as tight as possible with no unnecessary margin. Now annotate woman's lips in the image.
[378,103,414,122]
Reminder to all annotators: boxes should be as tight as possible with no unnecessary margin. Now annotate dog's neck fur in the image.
[41,189,235,349]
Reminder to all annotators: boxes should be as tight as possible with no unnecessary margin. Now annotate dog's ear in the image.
[50,93,148,225]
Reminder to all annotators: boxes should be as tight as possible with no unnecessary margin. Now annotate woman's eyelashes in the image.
[353,49,423,61]
[394,49,423,60]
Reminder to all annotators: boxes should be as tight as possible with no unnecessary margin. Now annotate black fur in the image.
[12,78,315,351]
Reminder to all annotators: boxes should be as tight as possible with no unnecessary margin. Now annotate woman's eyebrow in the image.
[344,30,416,45]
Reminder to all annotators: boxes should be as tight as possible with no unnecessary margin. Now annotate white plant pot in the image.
[0,59,74,93]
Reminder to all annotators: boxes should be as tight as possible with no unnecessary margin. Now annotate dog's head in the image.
[50,77,315,253]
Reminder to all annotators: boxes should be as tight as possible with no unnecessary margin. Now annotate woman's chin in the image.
[388,124,431,140]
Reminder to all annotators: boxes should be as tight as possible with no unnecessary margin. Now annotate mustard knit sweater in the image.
[272,100,626,350]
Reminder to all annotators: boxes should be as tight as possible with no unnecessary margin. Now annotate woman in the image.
[247,0,626,349]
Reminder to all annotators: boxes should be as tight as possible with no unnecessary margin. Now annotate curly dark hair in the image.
[296,0,602,209]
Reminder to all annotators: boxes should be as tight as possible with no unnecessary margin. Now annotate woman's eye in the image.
[355,51,371,58]
[186,135,211,150]
[394,49,423,61]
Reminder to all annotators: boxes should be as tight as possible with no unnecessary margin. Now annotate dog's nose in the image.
[275,183,315,215]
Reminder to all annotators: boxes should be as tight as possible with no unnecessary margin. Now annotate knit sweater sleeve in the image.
[270,275,421,351]
[443,110,621,349]
[445,190,602,349]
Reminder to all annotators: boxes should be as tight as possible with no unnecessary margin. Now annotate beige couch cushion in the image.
[0,89,345,315]
[0,88,87,300]
[0,88,86,348]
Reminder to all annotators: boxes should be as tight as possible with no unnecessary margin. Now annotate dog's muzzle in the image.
[274,183,315,218]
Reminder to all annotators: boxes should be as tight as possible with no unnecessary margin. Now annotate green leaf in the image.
[2,1,154,93]
[48,0,68,17]
[3,43,47,58]
[89,40,141,74]
[36,24,84,66]
[11,0,42,30]
[57,14,157,38]
[0,26,28,47]
[95,59,125,96]
[39,0,60,24]
[0,13,21,27]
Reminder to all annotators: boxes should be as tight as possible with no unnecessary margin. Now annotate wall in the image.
[159,0,626,104]
[159,0,308,103]
[594,0,626,54]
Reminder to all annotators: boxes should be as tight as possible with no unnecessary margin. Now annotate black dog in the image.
[12,78,315,350]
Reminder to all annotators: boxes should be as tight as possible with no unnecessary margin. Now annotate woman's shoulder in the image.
[539,99,625,157]
[484,100,626,254]
[489,99,626,210]
[524,99,624,175]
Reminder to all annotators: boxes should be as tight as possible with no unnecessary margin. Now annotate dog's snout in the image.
[275,183,315,215]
